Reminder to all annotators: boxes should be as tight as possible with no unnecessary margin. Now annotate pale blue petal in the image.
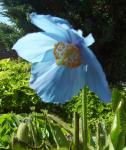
[67,29,82,45]
[77,29,83,37]
[80,43,111,102]
[30,61,87,103]
[43,32,66,42]
[58,23,71,30]
[12,32,57,63]
[49,16,71,29]
[42,49,55,62]
[71,29,95,46]
[30,13,71,42]
[68,29,95,47]
[84,33,95,46]
[30,61,56,87]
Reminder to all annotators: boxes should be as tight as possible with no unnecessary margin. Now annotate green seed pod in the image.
[16,122,29,144]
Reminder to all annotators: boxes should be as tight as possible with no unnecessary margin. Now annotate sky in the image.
[0,3,11,25]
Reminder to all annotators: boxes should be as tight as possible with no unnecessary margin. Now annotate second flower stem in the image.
[74,112,79,150]
[82,86,88,150]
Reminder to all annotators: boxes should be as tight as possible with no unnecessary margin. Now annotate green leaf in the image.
[95,121,108,150]
[47,114,73,135]
[110,100,126,150]
[16,122,29,144]
[112,88,121,112]
[48,121,69,149]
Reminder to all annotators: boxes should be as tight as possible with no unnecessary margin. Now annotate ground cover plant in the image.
[0,88,126,150]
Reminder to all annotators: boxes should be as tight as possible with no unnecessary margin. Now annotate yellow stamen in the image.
[54,42,81,68]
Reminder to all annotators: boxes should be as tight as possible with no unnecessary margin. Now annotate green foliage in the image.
[110,101,125,150]
[0,0,34,33]
[109,88,126,150]
[0,59,70,116]
[82,88,126,150]
[0,90,125,150]
[112,88,121,112]
[0,112,72,150]
[0,0,35,51]
[0,113,23,149]
[0,23,23,51]
[63,91,113,131]
[0,59,40,113]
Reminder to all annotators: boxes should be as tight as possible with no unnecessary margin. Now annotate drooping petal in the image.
[84,33,95,47]
[80,43,111,102]
[77,29,83,37]
[50,16,72,29]
[67,29,82,45]
[70,29,95,46]
[30,61,87,103]
[30,61,55,84]
[12,32,57,63]
[58,23,71,30]
[30,13,71,42]
[43,32,67,43]
[67,29,95,48]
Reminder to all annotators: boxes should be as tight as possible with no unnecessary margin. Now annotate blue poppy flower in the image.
[12,13,111,103]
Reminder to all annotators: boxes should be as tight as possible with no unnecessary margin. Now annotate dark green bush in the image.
[0,59,40,113]
[0,23,23,51]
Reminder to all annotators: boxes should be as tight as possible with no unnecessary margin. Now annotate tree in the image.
[0,23,23,50]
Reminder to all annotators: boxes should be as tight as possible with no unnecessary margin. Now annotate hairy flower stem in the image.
[73,112,79,150]
[82,87,88,150]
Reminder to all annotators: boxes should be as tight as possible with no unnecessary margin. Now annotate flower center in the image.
[54,42,81,68]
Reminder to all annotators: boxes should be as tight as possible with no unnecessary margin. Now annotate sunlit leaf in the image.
[110,100,126,150]
[48,121,69,149]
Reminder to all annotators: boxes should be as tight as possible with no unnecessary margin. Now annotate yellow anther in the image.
[54,42,81,68]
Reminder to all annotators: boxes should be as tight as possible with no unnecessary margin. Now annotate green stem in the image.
[96,122,100,150]
[82,87,88,150]
[73,112,79,150]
